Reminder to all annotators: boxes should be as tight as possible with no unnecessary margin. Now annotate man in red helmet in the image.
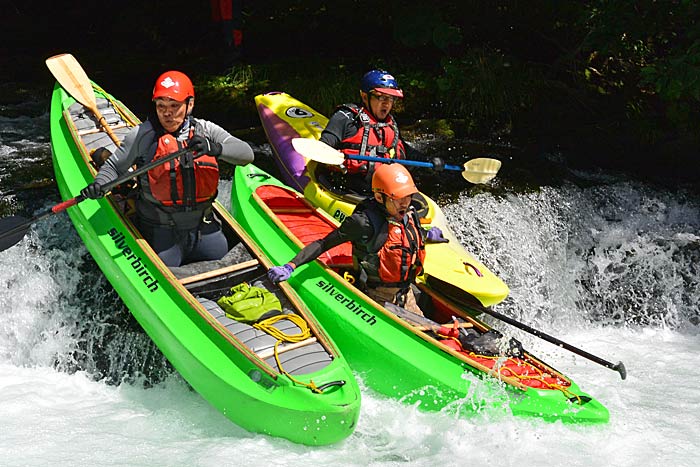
[319,69,445,194]
[267,164,445,316]
[81,70,254,267]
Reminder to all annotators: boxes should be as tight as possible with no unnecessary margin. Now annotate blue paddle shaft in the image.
[345,154,461,171]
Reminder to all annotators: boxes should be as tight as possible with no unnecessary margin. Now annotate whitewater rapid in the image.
[1,107,699,466]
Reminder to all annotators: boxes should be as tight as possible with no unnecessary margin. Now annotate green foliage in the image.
[199,65,262,98]
[432,51,542,136]
[581,0,700,139]
[392,7,462,51]
[129,0,700,170]
[194,62,360,128]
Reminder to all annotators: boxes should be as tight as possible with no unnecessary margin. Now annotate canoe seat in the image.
[78,123,129,136]
[256,337,318,360]
[178,259,259,286]
[172,243,256,281]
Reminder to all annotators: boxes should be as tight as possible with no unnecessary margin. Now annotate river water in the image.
[1,97,699,467]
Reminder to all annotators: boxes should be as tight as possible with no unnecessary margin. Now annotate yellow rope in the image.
[254,313,311,341]
[254,314,323,393]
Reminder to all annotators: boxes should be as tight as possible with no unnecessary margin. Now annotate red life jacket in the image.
[336,103,406,174]
[144,127,220,208]
[355,202,426,288]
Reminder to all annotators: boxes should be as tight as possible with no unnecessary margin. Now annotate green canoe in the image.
[231,163,609,424]
[48,69,360,445]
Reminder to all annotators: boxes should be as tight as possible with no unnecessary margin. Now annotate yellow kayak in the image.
[255,92,509,307]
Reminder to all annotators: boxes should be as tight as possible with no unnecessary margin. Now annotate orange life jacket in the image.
[144,127,219,208]
[355,201,426,288]
[336,103,405,174]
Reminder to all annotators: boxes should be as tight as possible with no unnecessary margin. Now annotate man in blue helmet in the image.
[319,69,445,194]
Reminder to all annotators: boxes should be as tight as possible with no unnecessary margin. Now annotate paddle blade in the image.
[0,216,31,252]
[462,158,502,184]
[291,138,345,165]
[45,53,97,111]
[613,361,627,380]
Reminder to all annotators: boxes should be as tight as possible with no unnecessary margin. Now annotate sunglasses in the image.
[370,92,398,103]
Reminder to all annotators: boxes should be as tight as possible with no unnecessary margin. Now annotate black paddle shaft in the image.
[469,303,627,380]
[0,147,196,252]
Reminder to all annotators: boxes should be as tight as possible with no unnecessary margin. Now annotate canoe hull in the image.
[49,82,360,445]
[231,163,609,424]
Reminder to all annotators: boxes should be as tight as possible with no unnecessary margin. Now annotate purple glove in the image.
[267,263,295,283]
[426,227,448,243]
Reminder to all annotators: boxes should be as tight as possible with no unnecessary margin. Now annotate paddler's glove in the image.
[188,135,222,158]
[426,226,448,243]
[81,181,105,199]
[431,157,445,172]
[268,263,295,283]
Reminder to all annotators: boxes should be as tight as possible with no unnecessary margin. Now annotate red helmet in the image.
[372,163,417,199]
[152,71,194,101]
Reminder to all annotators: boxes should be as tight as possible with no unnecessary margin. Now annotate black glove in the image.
[188,135,222,157]
[81,181,105,199]
[431,157,445,172]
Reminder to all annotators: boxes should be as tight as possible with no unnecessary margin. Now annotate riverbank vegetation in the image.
[4,1,700,186]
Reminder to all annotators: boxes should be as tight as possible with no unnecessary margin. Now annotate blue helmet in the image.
[360,69,404,98]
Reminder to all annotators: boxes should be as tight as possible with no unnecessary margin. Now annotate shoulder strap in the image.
[361,201,389,252]
[336,102,361,115]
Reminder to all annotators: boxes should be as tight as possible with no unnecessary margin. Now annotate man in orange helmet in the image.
[81,70,254,267]
[268,163,445,316]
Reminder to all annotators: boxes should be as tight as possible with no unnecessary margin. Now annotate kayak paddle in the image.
[465,300,627,380]
[45,53,122,145]
[0,147,195,253]
[291,137,501,184]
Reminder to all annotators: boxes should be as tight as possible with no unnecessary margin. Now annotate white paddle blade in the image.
[462,158,502,184]
[291,138,345,165]
[45,53,97,110]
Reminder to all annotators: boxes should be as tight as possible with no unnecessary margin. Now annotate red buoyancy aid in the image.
[356,203,426,288]
[336,104,406,174]
[146,129,220,207]
[376,213,426,285]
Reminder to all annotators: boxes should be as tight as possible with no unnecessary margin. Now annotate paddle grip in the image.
[52,197,80,214]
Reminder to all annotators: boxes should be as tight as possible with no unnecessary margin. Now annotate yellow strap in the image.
[343,271,356,284]
[254,314,323,393]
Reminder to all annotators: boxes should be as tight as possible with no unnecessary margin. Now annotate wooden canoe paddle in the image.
[45,53,121,146]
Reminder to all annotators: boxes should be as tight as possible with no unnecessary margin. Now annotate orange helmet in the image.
[152,71,194,101]
[372,163,417,199]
